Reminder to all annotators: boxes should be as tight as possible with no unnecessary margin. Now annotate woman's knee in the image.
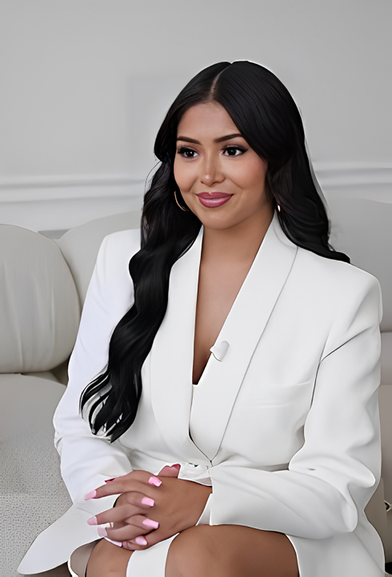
[165,525,299,577]
[166,526,228,577]
[86,539,133,577]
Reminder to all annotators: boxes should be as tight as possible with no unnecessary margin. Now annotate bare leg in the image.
[166,525,299,577]
[86,539,133,577]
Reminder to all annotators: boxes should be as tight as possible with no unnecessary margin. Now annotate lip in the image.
[196,192,233,208]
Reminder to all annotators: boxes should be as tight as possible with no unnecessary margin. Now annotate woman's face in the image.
[173,101,272,232]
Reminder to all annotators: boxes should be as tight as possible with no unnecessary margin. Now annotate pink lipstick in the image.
[196,192,232,208]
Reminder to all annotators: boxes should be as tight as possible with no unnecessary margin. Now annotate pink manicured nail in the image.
[142,518,159,529]
[141,497,155,507]
[105,478,116,483]
[87,516,98,526]
[84,490,97,500]
[171,464,181,470]
[148,476,162,487]
[104,537,123,547]
[135,536,148,546]
[98,526,107,537]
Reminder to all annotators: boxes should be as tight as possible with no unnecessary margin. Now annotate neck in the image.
[201,208,274,265]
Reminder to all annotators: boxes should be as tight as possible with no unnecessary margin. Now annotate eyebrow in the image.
[176,133,243,144]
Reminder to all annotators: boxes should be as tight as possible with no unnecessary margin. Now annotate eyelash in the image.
[176,145,247,158]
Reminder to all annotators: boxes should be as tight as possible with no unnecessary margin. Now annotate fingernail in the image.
[98,526,107,537]
[141,497,155,507]
[171,464,181,470]
[135,536,148,545]
[148,476,162,487]
[105,537,123,547]
[87,516,98,526]
[84,490,97,500]
[105,478,116,483]
[142,518,159,529]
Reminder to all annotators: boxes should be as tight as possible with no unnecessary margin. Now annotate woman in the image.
[19,61,385,577]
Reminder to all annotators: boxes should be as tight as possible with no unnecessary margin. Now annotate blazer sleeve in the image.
[53,231,138,514]
[206,271,383,539]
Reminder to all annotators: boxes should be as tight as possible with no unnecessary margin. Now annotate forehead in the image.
[177,102,240,138]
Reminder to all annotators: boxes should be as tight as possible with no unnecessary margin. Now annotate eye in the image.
[177,146,198,158]
[223,146,246,156]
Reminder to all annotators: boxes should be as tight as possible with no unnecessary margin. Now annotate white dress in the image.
[18,215,386,577]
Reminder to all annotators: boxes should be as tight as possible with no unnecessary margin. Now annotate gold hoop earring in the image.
[174,190,189,212]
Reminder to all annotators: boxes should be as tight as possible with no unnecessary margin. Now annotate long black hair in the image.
[81,61,349,441]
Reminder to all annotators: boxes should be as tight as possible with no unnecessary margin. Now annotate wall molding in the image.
[313,162,392,194]
[0,164,391,231]
[0,174,146,202]
[0,175,146,231]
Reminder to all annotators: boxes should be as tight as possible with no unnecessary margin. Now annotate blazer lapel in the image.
[150,214,298,463]
[190,214,298,460]
[150,228,208,463]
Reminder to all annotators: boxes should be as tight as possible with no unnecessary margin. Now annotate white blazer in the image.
[19,214,385,577]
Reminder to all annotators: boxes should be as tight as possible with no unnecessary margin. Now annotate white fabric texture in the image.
[0,374,72,577]
[0,225,80,373]
[19,215,385,576]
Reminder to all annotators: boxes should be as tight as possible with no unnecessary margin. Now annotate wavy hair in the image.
[81,61,349,441]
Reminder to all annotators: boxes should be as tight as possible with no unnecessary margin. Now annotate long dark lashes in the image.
[225,146,246,154]
[176,145,246,155]
[177,147,194,154]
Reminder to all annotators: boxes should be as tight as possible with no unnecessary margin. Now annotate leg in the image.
[86,539,133,577]
[166,525,299,577]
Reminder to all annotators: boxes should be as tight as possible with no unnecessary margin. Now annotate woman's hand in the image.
[85,467,211,550]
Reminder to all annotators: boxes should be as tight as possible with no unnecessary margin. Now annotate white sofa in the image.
[0,202,390,576]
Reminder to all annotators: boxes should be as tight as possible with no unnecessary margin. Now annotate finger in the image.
[133,527,171,549]
[101,521,152,542]
[90,512,159,536]
[127,526,171,550]
[123,515,159,531]
[158,464,181,478]
[122,538,147,551]
[88,494,155,526]
[85,475,162,500]
[128,535,149,548]
[102,515,159,540]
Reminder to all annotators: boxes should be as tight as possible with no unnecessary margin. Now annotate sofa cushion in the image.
[0,225,80,373]
[57,211,140,305]
[0,374,72,575]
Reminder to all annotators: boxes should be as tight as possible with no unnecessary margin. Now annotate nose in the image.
[200,153,224,186]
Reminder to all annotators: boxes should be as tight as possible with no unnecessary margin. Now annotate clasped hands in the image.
[84,465,211,551]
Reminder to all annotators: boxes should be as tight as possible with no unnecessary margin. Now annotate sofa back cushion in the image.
[0,225,80,373]
[57,210,141,305]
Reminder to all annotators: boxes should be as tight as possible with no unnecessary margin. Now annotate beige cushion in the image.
[0,225,80,373]
[0,374,72,576]
[380,333,392,500]
[380,333,392,562]
[57,211,141,305]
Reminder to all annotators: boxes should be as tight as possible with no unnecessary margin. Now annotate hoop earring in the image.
[174,190,189,212]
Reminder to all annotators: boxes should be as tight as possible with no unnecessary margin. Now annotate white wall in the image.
[0,0,391,231]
